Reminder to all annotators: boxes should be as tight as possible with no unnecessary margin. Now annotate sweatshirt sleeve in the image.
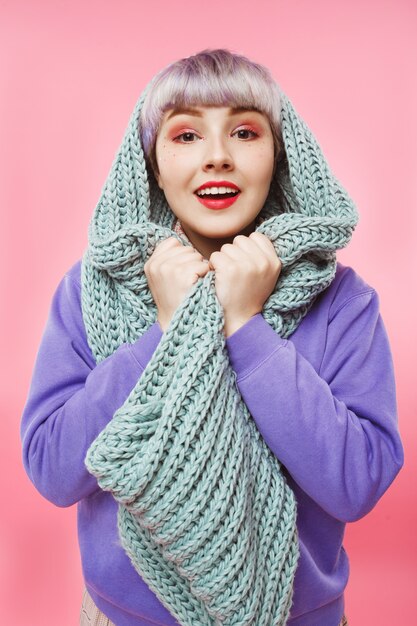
[20,270,163,508]
[225,291,404,523]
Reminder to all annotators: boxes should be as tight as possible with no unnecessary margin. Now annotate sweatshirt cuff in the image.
[127,322,163,370]
[226,313,288,379]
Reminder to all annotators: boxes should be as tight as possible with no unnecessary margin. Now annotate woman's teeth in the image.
[196,186,239,196]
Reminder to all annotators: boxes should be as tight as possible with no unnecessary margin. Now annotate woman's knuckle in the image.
[259,260,269,273]
[144,260,154,275]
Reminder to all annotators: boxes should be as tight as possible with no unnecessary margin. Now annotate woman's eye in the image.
[234,128,258,140]
[173,132,199,143]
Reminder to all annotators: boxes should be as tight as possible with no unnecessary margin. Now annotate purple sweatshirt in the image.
[21,259,404,626]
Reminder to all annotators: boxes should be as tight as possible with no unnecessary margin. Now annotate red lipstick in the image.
[195,180,240,192]
[194,180,241,210]
[195,194,240,210]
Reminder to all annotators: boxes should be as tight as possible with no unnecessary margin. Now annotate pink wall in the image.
[2,1,416,623]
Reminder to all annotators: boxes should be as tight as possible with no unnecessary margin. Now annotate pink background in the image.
[1,1,416,624]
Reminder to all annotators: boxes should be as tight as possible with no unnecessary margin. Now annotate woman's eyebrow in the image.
[166,107,203,120]
[166,106,258,121]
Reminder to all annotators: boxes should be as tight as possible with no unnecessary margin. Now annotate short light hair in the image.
[139,48,284,178]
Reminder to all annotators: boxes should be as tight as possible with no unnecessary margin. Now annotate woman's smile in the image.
[194,179,241,210]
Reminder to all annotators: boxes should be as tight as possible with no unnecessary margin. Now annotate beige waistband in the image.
[80,588,115,626]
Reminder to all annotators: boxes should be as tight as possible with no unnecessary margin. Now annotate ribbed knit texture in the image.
[82,83,359,626]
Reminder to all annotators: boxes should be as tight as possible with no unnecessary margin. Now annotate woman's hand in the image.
[144,237,210,332]
[208,232,282,337]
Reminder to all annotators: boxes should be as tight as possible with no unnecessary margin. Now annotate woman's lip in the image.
[195,192,240,210]
[195,181,240,192]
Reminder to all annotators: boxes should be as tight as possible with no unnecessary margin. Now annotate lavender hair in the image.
[138,49,285,178]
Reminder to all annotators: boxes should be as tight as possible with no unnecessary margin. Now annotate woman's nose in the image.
[202,138,234,171]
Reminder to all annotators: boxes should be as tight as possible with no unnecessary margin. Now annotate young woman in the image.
[21,49,404,626]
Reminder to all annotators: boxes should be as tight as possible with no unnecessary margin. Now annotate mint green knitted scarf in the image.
[83,83,358,625]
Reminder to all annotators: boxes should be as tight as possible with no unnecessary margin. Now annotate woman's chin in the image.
[188,218,257,241]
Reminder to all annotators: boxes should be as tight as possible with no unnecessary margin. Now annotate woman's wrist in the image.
[223,313,257,338]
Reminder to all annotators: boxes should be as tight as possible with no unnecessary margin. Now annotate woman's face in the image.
[154,105,275,258]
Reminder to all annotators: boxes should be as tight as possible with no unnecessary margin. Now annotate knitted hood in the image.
[82,79,359,626]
